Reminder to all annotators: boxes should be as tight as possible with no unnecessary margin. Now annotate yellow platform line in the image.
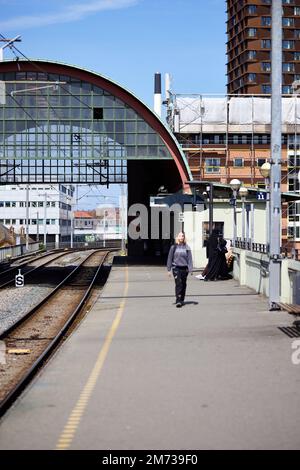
[56,266,128,450]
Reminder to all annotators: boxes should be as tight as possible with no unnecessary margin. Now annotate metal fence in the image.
[234,239,268,254]
[0,242,40,263]
[45,240,122,251]
[234,238,300,260]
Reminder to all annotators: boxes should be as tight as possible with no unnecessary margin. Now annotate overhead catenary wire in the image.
[0,35,123,171]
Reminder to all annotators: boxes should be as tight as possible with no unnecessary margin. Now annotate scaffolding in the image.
[166,93,300,183]
[166,93,300,245]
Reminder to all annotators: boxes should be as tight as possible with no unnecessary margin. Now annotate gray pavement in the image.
[0,263,300,450]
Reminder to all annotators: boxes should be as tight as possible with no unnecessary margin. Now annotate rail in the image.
[0,249,111,416]
[0,250,74,289]
[45,239,122,251]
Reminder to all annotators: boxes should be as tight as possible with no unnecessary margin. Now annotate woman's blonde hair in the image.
[175,231,186,244]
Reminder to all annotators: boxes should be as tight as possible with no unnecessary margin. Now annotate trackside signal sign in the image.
[15,269,24,288]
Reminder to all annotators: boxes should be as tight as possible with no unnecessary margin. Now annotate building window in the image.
[261,17,271,26]
[257,158,266,167]
[93,107,103,120]
[247,5,257,14]
[247,28,257,37]
[202,222,224,247]
[234,158,244,167]
[283,85,293,94]
[283,40,295,49]
[248,73,257,82]
[261,39,271,49]
[283,63,295,72]
[295,7,300,15]
[294,52,300,60]
[294,29,300,39]
[261,62,271,72]
[205,158,220,174]
[283,17,295,27]
[248,50,257,60]
[262,85,271,93]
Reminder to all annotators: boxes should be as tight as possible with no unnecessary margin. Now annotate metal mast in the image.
[269,0,282,310]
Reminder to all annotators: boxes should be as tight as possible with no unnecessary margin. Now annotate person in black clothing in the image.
[204,230,232,281]
[167,232,193,307]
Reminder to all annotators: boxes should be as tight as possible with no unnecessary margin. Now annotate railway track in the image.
[0,249,75,288]
[0,249,111,416]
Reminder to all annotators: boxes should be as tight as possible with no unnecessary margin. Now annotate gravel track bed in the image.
[0,250,109,403]
[0,250,96,336]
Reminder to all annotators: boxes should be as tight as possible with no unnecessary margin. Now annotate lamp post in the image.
[239,186,249,242]
[230,179,241,246]
[36,210,39,243]
[260,162,271,252]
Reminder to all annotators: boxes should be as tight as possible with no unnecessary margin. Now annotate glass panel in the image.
[0,71,173,183]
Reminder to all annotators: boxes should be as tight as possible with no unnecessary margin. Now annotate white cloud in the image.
[0,0,139,30]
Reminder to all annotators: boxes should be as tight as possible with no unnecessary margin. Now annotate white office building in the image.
[0,184,75,247]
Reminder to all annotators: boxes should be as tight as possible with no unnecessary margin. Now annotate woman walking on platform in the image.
[167,232,193,307]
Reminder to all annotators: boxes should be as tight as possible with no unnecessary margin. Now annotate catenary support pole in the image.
[43,192,47,247]
[251,203,255,250]
[207,183,213,235]
[269,0,282,310]
[25,184,29,251]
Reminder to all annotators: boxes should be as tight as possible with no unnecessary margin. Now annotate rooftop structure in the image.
[166,93,300,247]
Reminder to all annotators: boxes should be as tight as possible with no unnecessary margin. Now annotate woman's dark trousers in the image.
[173,267,188,303]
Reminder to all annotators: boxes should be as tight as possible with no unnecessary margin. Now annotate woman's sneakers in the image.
[176,301,183,308]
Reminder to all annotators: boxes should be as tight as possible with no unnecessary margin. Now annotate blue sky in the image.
[0,0,227,207]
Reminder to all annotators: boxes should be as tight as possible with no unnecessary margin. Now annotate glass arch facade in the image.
[0,68,176,184]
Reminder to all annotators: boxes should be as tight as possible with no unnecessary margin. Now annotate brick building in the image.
[166,94,300,248]
[227,0,300,95]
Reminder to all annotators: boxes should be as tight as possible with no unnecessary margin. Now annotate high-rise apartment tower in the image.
[227,0,300,95]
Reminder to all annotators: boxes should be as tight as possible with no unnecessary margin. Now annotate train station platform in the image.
[0,260,299,450]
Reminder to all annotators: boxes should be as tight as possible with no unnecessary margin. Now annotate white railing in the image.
[233,247,300,304]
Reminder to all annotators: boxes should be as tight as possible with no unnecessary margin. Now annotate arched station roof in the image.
[0,59,192,189]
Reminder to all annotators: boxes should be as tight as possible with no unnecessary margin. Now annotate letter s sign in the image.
[15,269,24,288]
[291,339,300,365]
